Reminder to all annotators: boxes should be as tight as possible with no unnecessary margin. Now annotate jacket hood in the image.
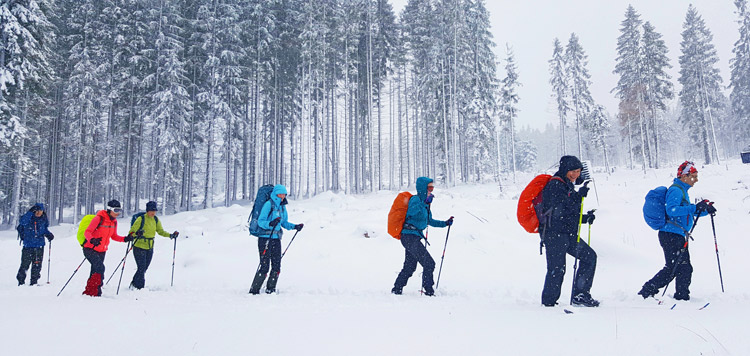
[555,155,584,184]
[672,177,692,191]
[30,203,45,212]
[416,177,433,202]
[271,185,288,205]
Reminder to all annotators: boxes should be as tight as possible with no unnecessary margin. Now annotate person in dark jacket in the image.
[540,156,599,307]
[249,185,304,295]
[16,203,54,286]
[391,177,454,297]
[128,201,178,290]
[638,161,712,301]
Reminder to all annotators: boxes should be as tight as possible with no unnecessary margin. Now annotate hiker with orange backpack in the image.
[539,156,599,307]
[391,177,453,296]
[81,200,134,297]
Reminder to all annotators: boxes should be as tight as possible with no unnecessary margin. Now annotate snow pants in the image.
[131,247,154,289]
[541,232,597,305]
[250,237,282,293]
[17,247,44,285]
[393,234,436,293]
[642,231,692,298]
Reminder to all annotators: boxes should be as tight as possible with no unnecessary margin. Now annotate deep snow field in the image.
[1,160,749,356]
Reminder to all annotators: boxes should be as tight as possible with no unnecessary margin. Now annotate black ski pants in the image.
[131,247,154,289]
[541,232,597,305]
[643,231,692,297]
[17,247,44,285]
[393,234,436,292]
[83,247,106,277]
[250,238,282,293]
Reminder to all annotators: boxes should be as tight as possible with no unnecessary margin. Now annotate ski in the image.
[563,309,574,314]
[698,302,710,310]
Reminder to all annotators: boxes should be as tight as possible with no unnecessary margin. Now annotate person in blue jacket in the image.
[392,177,453,296]
[16,203,54,286]
[638,161,714,301]
[249,185,303,294]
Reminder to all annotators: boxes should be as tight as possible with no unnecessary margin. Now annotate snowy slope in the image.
[1,160,749,356]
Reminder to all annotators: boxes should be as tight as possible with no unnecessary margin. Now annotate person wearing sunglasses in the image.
[638,161,714,301]
[391,177,454,297]
[82,199,134,297]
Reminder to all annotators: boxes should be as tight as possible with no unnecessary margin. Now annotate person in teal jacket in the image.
[392,177,453,296]
[249,185,303,294]
[638,161,714,300]
[128,201,178,289]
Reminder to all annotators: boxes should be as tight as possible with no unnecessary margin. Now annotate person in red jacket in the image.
[82,200,134,296]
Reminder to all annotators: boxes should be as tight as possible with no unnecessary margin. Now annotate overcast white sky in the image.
[391,0,739,129]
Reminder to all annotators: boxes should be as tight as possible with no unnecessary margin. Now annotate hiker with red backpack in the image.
[539,156,599,307]
[638,161,714,301]
[249,185,303,295]
[81,200,134,297]
[391,177,453,297]
[128,201,178,290]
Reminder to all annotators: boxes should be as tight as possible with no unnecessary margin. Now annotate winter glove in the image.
[706,203,717,215]
[445,216,454,226]
[123,234,135,242]
[170,231,179,239]
[269,217,281,227]
[582,213,595,225]
[294,224,304,231]
[44,232,54,241]
[90,238,102,247]
[695,200,710,213]
[424,194,434,204]
[578,186,590,198]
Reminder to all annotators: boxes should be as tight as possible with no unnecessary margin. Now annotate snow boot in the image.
[391,287,402,295]
[249,272,266,295]
[265,271,280,292]
[423,286,435,297]
[83,273,103,297]
[674,293,690,301]
[571,293,600,307]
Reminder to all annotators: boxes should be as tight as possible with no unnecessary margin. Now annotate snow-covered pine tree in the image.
[613,5,650,171]
[548,38,570,156]
[678,5,725,164]
[500,44,520,182]
[641,21,674,169]
[730,0,750,146]
[565,33,595,159]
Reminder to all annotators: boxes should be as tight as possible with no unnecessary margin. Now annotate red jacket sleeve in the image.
[110,220,125,242]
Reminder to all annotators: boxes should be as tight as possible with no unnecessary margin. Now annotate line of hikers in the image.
[14,155,717,307]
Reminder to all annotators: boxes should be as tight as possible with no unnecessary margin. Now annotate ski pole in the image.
[662,214,702,297]
[435,225,452,290]
[56,257,87,297]
[106,240,136,285]
[46,241,52,284]
[280,230,300,259]
[709,213,725,292]
[570,188,587,305]
[171,234,178,287]
[116,241,134,295]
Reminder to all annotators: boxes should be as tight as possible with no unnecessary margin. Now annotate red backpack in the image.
[388,192,413,239]
[517,175,563,233]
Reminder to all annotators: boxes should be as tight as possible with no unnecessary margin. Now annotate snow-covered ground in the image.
[1,160,749,356]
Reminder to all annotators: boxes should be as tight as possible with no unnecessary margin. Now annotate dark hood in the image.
[556,155,584,184]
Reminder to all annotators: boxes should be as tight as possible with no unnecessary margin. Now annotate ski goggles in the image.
[111,208,123,214]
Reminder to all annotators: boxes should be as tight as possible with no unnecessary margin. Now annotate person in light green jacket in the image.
[128,201,178,289]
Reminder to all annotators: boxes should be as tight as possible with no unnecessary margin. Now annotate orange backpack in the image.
[388,192,413,239]
[517,175,563,233]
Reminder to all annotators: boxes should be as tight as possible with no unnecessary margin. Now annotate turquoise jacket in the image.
[257,185,296,239]
[661,178,708,236]
[401,177,448,238]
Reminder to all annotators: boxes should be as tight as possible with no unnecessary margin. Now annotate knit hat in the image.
[146,201,158,212]
[677,161,697,177]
